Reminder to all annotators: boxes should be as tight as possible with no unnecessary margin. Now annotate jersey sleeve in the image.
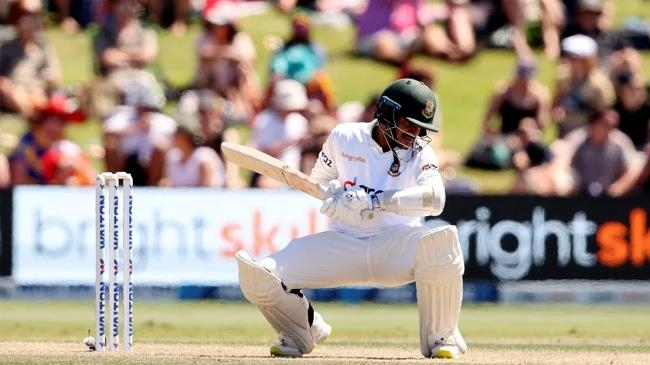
[415,146,443,187]
[309,132,338,186]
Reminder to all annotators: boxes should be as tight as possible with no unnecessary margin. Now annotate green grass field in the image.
[1,300,650,364]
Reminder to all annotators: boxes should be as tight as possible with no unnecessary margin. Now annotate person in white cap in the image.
[250,78,309,188]
[551,34,615,138]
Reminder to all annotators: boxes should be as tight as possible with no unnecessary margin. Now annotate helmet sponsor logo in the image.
[422,99,435,119]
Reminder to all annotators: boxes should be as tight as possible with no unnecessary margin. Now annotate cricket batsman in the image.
[236,78,467,359]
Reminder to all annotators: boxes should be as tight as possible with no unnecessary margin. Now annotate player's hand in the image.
[320,180,344,217]
[320,186,371,225]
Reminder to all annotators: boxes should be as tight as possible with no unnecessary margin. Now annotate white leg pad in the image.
[414,225,466,358]
[236,251,317,355]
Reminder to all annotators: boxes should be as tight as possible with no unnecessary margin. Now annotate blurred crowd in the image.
[0,0,649,198]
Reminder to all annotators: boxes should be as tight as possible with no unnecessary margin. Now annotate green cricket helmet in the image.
[374,78,439,136]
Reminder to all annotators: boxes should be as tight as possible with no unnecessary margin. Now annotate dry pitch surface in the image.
[2,340,649,365]
[1,301,649,365]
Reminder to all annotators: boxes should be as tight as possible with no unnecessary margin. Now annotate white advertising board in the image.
[13,187,327,285]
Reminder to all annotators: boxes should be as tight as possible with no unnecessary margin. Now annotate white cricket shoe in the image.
[310,312,332,344]
[270,312,332,357]
[270,338,303,358]
[430,327,468,359]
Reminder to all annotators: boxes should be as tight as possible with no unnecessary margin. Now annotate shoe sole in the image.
[433,348,460,359]
[270,345,303,358]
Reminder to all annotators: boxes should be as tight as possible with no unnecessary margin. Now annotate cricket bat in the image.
[221,142,327,199]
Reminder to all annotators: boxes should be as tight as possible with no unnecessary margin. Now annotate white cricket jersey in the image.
[310,120,444,238]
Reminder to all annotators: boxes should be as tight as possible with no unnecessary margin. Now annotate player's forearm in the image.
[380,183,446,217]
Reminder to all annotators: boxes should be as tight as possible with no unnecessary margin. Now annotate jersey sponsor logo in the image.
[341,152,366,163]
[421,163,437,171]
[422,99,435,119]
[343,177,384,196]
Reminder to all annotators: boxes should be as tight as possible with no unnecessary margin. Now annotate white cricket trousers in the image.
[268,225,433,290]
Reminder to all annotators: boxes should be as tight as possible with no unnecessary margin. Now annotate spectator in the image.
[48,0,98,33]
[354,0,465,64]
[91,0,160,117]
[102,82,176,186]
[560,0,620,62]
[161,125,225,187]
[299,113,337,175]
[137,0,191,35]
[540,0,615,60]
[552,34,615,138]
[192,2,261,123]
[465,58,550,172]
[613,73,650,151]
[251,79,309,188]
[193,89,245,188]
[570,109,641,197]
[8,93,87,185]
[449,0,532,60]
[40,139,96,185]
[269,13,335,112]
[509,117,557,195]
[608,46,644,88]
[0,0,62,118]
[539,0,565,59]
[480,58,550,136]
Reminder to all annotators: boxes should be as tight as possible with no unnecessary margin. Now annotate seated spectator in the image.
[460,0,532,59]
[251,79,309,188]
[192,2,261,123]
[608,46,644,87]
[509,118,557,195]
[0,1,62,118]
[480,58,550,136]
[569,109,641,197]
[466,58,550,171]
[161,125,225,187]
[40,139,96,185]
[354,0,468,64]
[193,89,245,188]
[91,0,160,118]
[540,0,615,60]
[269,13,335,112]
[299,113,337,175]
[613,73,650,151]
[552,34,615,138]
[102,82,176,186]
[607,47,650,153]
[560,0,621,62]
[48,0,97,33]
[9,93,87,185]
[137,0,191,35]
[539,0,565,59]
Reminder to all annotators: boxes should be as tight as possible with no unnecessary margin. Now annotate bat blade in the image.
[221,142,326,199]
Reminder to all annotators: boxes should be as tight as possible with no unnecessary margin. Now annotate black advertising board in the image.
[0,189,12,276]
[427,195,650,281]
